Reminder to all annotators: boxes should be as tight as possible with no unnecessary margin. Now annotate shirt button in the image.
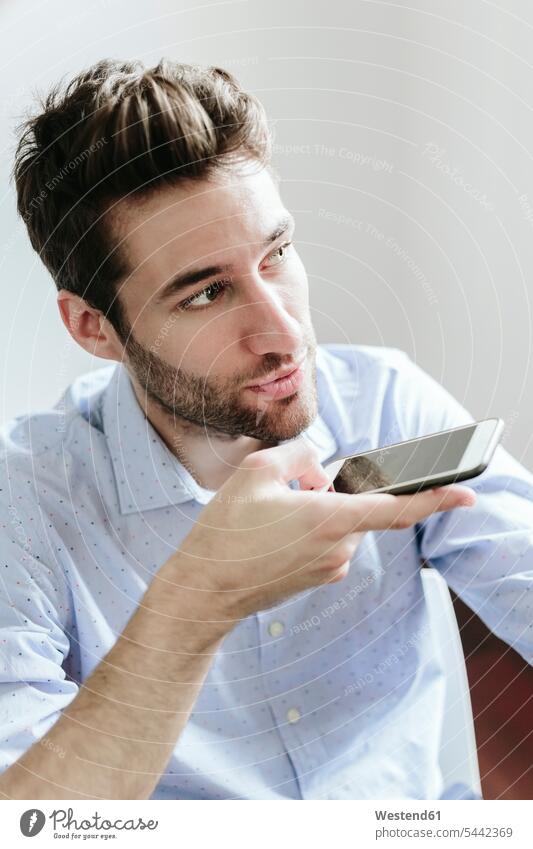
[287,707,301,724]
[268,620,285,637]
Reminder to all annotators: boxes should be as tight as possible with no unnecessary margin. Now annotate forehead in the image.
[113,162,286,278]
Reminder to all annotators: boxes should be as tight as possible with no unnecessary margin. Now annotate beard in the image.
[122,328,319,444]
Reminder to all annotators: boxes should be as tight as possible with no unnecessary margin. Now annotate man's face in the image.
[111,160,318,443]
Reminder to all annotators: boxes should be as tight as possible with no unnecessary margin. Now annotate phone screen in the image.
[333,424,477,494]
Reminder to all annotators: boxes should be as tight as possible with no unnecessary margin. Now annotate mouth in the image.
[245,359,306,400]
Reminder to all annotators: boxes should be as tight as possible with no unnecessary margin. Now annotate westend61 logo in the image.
[19,807,159,838]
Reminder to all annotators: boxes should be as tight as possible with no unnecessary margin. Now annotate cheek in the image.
[158,321,236,376]
[287,254,310,308]
[134,311,189,367]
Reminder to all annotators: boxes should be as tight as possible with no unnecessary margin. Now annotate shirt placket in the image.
[255,605,327,798]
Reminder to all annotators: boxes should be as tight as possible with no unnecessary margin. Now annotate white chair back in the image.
[421,566,483,798]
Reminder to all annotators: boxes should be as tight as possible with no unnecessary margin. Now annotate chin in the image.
[250,389,317,442]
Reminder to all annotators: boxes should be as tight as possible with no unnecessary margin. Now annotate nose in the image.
[240,276,303,357]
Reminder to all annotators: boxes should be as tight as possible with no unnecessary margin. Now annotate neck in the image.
[130,379,272,491]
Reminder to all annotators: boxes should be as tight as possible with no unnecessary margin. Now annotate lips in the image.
[246,361,306,399]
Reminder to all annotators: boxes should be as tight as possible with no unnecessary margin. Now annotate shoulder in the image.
[316,342,411,383]
[0,365,115,454]
[315,343,473,448]
[315,342,418,423]
[0,365,116,502]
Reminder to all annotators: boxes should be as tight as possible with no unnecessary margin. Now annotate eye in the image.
[178,279,229,311]
[175,241,294,312]
[263,240,293,268]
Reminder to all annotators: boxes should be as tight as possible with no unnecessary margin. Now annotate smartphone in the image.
[323,418,504,496]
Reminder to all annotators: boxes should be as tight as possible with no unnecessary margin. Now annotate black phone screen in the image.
[333,424,476,494]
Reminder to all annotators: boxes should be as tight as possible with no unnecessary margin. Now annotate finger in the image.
[325,559,352,583]
[361,485,477,530]
[238,436,331,490]
[310,484,476,532]
[426,484,477,506]
[321,458,346,489]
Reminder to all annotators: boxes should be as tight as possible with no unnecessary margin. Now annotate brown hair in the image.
[13,58,273,338]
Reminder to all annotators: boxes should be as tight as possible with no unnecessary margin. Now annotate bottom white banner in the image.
[1,799,531,848]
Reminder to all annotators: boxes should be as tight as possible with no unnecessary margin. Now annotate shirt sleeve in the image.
[387,350,533,666]
[0,505,79,774]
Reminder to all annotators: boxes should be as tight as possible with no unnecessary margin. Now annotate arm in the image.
[0,554,229,800]
[419,443,533,665]
[384,349,533,664]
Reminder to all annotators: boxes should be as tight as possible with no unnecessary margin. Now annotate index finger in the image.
[318,483,477,532]
[237,435,331,490]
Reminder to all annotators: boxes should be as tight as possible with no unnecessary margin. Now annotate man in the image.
[0,58,530,801]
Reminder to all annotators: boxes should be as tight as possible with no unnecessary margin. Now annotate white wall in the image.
[1,0,532,466]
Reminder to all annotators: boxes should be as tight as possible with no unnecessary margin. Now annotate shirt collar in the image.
[101,362,338,515]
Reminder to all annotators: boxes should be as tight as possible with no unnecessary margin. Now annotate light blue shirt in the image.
[1,344,532,800]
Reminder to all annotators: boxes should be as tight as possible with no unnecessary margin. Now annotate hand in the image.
[170,437,476,625]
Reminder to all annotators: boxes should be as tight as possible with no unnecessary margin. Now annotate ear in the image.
[57,291,125,361]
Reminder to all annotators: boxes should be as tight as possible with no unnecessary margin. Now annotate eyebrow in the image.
[155,214,295,304]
